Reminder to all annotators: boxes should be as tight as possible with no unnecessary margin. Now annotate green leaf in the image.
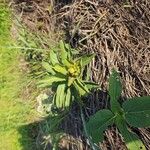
[55,84,66,108]
[37,76,65,88]
[123,96,150,128]
[78,53,95,68]
[77,79,89,93]
[59,40,71,66]
[84,81,99,90]
[64,88,71,107]
[42,61,55,75]
[116,119,146,150]
[67,77,75,87]
[109,69,122,113]
[50,49,59,65]
[59,40,68,60]
[86,109,115,143]
[53,64,68,75]
[64,42,72,59]
[73,79,89,96]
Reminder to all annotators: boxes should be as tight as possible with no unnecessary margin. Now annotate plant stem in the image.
[80,105,100,150]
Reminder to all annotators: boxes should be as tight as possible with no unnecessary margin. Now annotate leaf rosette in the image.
[38,41,98,109]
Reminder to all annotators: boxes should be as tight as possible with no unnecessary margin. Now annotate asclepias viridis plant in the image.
[38,41,98,109]
[86,69,150,150]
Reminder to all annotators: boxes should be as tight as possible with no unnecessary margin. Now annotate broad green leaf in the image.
[73,79,89,96]
[53,64,68,75]
[37,76,65,88]
[86,109,115,143]
[84,81,99,90]
[109,69,122,113]
[123,96,150,128]
[55,84,66,108]
[116,119,146,150]
[42,61,55,75]
[78,53,95,68]
[50,49,59,65]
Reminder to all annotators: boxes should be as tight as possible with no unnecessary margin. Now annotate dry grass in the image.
[53,1,150,149]
[12,0,150,149]
[56,0,150,97]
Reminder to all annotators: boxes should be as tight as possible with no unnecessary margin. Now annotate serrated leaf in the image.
[53,64,68,75]
[42,61,55,75]
[109,69,122,113]
[86,109,115,143]
[37,76,65,88]
[50,49,59,65]
[78,53,95,68]
[116,119,146,150]
[84,81,99,90]
[123,96,150,128]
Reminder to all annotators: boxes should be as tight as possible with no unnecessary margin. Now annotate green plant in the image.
[86,69,150,150]
[38,41,98,109]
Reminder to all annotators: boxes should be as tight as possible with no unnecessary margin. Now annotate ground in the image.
[0,1,150,150]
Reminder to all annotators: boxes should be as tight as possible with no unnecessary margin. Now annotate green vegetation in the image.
[86,69,150,150]
[0,4,35,150]
[0,2,149,150]
[37,39,150,150]
[38,41,97,109]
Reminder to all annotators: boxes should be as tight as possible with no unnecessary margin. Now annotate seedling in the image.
[38,41,98,109]
[86,69,150,150]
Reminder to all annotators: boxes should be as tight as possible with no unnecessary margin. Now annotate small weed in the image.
[38,41,98,109]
